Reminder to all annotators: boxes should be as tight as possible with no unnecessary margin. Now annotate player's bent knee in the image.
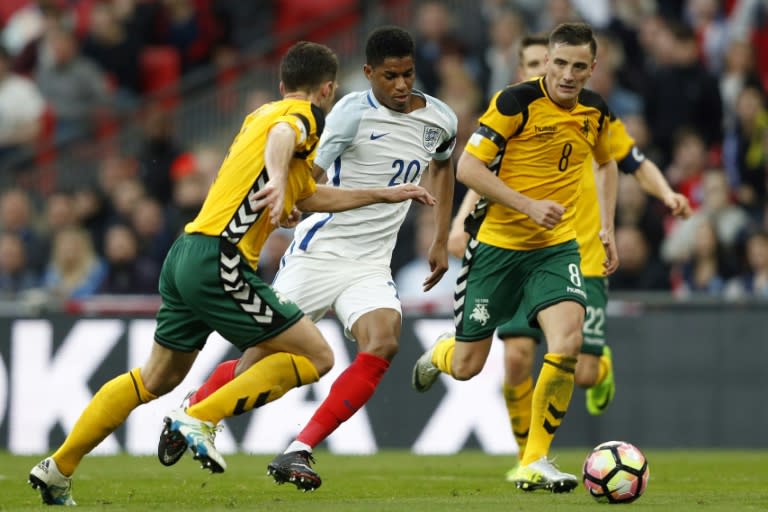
[451,360,483,381]
[309,346,335,377]
[361,338,399,361]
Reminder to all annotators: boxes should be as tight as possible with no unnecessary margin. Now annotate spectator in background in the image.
[684,0,729,74]
[107,177,145,226]
[2,0,59,58]
[167,171,207,236]
[675,219,733,297]
[0,231,40,299]
[130,196,173,264]
[35,27,111,144]
[191,144,224,187]
[136,105,184,204]
[643,19,722,167]
[43,190,79,234]
[602,0,655,95]
[533,0,582,32]
[662,169,750,264]
[39,189,80,263]
[99,223,159,294]
[0,187,46,273]
[97,154,138,198]
[665,128,710,210]
[10,1,70,75]
[156,0,220,74]
[413,0,467,96]
[722,84,768,217]
[0,46,45,173]
[72,186,111,257]
[43,226,106,300]
[610,225,670,291]
[81,1,143,103]
[725,230,768,299]
[589,31,644,118]
[480,7,525,102]
[719,38,759,130]
[436,50,483,121]
[615,173,668,260]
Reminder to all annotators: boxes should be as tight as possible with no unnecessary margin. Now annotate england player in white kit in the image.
[275,81,456,331]
[266,26,457,490]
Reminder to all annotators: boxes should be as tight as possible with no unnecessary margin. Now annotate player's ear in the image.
[363,64,374,81]
[279,81,286,96]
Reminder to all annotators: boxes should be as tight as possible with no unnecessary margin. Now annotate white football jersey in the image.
[288,89,458,265]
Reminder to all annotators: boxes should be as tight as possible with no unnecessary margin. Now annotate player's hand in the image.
[280,207,302,228]
[423,243,449,292]
[447,226,469,259]
[384,184,436,206]
[664,192,692,219]
[524,199,566,229]
[600,228,619,275]
[249,182,286,226]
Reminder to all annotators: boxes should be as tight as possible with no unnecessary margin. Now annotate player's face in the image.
[365,55,416,113]
[518,44,548,81]
[544,42,595,108]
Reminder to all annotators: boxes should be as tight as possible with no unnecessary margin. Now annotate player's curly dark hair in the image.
[280,41,338,92]
[365,26,414,67]
[549,22,597,58]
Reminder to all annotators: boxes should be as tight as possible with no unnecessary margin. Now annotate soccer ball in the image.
[582,440,649,503]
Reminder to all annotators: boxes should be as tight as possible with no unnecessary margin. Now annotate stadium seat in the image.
[0,0,30,25]
[140,46,181,108]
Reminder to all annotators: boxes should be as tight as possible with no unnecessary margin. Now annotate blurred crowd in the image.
[0,0,767,311]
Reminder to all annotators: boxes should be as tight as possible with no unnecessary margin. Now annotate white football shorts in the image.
[272,252,402,340]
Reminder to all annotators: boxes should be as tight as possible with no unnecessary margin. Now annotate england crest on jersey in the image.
[423,126,443,152]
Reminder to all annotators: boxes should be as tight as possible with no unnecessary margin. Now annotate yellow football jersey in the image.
[185,99,323,269]
[465,77,612,250]
[576,115,644,276]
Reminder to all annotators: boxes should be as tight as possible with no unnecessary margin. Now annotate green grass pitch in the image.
[1,450,766,511]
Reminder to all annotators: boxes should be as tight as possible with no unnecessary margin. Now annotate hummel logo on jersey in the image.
[370,131,390,140]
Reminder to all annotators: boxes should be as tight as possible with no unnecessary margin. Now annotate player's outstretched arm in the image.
[594,158,619,275]
[633,159,692,219]
[457,151,564,229]
[295,183,436,213]
[262,122,299,225]
[447,188,481,259]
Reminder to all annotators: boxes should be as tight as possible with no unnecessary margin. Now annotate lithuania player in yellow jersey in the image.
[412,23,619,493]
[444,35,691,485]
[28,41,436,506]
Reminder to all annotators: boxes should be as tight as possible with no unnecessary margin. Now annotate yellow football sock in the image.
[521,354,576,465]
[187,352,319,424]
[503,376,533,459]
[431,335,455,376]
[53,368,156,476]
[594,352,610,386]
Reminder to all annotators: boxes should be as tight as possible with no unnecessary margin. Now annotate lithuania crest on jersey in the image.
[423,126,443,152]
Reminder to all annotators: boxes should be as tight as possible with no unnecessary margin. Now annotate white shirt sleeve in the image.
[313,93,366,172]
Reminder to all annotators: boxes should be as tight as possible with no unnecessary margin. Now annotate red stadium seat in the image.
[0,0,30,25]
[139,46,181,108]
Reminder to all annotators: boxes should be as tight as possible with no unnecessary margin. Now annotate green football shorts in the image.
[455,239,587,342]
[154,234,304,352]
